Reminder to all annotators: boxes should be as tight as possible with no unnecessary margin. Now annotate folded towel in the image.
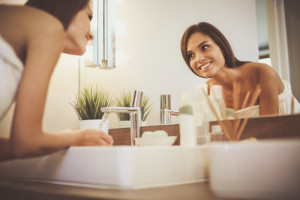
[0,35,24,120]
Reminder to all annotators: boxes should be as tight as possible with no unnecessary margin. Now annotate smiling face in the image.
[187,32,226,78]
[63,5,94,55]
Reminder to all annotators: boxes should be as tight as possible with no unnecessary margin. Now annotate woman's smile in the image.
[198,62,212,71]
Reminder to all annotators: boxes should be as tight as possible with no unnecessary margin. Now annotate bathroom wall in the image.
[0,0,258,137]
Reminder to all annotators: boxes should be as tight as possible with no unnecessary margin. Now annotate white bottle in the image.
[211,124,224,141]
[179,93,196,146]
[194,84,210,145]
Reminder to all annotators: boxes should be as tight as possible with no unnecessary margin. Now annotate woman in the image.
[181,22,299,118]
[0,0,113,161]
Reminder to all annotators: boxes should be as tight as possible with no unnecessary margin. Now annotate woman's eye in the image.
[187,53,194,60]
[201,45,209,51]
[88,15,93,21]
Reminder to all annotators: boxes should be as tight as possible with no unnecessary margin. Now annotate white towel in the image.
[234,80,300,118]
[279,80,300,115]
[0,35,24,120]
[209,80,300,120]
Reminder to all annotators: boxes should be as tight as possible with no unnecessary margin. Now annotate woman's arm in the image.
[9,9,112,159]
[0,138,13,161]
[257,64,280,116]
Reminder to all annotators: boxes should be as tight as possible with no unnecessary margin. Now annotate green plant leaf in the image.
[70,85,112,120]
[114,90,153,122]
[115,90,131,121]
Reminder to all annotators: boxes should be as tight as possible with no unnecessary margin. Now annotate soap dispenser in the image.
[179,93,196,146]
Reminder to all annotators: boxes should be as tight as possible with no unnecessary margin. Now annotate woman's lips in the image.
[199,62,211,71]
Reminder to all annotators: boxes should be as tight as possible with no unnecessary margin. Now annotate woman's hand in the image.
[8,128,113,160]
[76,129,114,146]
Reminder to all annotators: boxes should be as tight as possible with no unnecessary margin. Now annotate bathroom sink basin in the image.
[0,146,208,189]
[209,139,300,199]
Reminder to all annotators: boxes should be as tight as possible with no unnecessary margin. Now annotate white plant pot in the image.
[117,120,147,128]
[78,119,109,134]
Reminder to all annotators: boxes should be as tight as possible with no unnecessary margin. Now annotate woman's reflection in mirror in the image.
[181,22,300,118]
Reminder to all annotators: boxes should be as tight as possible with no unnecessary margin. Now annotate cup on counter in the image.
[79,119,109,134]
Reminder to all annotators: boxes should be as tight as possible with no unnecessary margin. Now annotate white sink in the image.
[209,139,300,199]
[0,146,208,189]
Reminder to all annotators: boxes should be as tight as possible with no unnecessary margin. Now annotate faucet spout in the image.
[160,94,178,124]
[101,90,143,145]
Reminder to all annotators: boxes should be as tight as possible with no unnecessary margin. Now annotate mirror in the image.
[82,0,299,127]
[0,0,298,135]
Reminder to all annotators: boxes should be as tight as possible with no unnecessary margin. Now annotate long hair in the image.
[25,0,89,30]
[181,22,248,76]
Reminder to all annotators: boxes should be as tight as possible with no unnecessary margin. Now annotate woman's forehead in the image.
[188,33,212,45]
[190,32,211,41]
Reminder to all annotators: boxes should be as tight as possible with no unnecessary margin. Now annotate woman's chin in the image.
[196,71,211,78]
[63,45,86,56]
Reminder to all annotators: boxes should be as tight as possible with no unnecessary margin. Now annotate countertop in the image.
[1,114,299,199]
[0,179,223,200]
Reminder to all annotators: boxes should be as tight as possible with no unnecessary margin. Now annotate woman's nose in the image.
[88,30,94,40]
[196,53,205,63]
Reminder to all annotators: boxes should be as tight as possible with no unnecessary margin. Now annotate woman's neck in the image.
[211,67,240,90]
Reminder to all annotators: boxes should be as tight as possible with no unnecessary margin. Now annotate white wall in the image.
[0,0,258,137]
[43,54,80,132]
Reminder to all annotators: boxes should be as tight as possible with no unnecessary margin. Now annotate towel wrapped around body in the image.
[234,80,300,118]
[0,35,24,120]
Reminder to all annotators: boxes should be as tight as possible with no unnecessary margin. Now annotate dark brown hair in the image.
[25,0,90,30]
[181,22,248,77]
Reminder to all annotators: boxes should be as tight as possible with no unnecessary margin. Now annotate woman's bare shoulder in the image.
[0,5,64,60]
[242,62,272,71]
[245,62,278,78]
[238,62,277,79]
[0,5,64,38]
[245,62,283,91]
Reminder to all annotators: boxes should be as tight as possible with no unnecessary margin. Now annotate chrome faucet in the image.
[101,90,143,145]
[160,94,179,124]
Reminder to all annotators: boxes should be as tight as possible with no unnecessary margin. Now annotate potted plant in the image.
[115,90,153,128]
[70,86,113,133]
